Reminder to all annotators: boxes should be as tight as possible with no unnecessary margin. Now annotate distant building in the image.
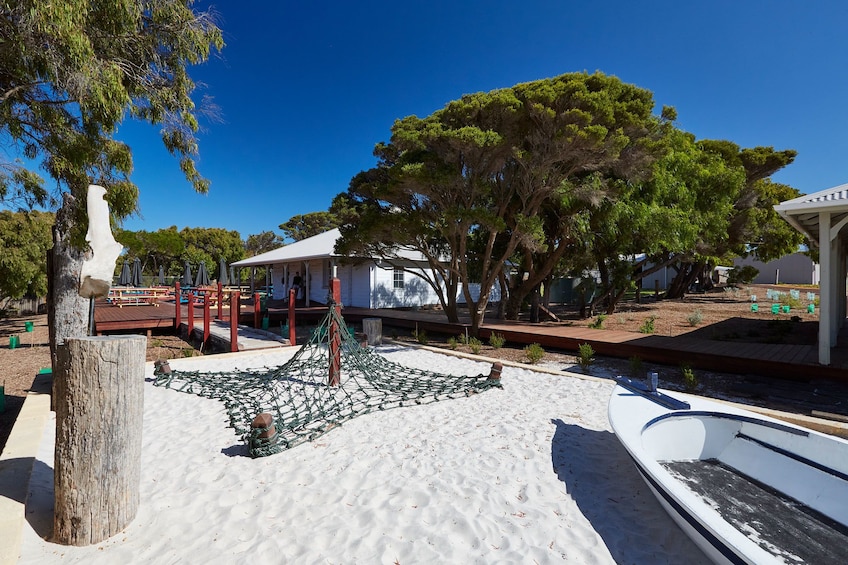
[732,253,819,285]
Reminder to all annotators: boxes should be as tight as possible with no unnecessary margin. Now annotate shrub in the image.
[488,332,506,349]
[577,343,595,372]
[150,338,164,348]
[629,356,644,379]
[727,265,759,285]
[524,343,545,364]
[681,364,698,392]
[588,314,607,329]
[639,316,656,334]
[182,347,196,358]
[447,336,458,350]
[687,309,704,327]
[468,337,482,354]
[412,329,428,345]
[457,332,468,345]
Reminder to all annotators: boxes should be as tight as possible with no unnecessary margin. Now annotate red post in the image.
[174,282,181,331]
[203,292,210,343]
[217,281,223,319]
[253,292,261,328]
[230,291,240,352]
[186,292,195,338]
[288,288,296,345]
[328,278,342,386]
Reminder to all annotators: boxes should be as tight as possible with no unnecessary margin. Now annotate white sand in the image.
[19,346,708,564]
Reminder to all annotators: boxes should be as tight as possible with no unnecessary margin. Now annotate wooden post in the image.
[363,318,382,346]
[253,292,261,328]
[288,288,296,345]
[174,281,181,331]
[203,292,210,344]
[53,335,145,545]
[186,292,195,338]
[230,290,240,352]
[217,281,223,319]
[328,278,342,386]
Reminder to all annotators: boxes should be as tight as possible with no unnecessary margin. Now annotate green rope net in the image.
[153,304,502,457]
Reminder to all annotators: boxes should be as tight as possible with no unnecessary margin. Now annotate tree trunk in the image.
[53,335,146,545]
[48,193,90,372]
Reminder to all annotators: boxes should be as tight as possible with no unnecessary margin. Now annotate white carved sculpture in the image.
[79,185,124,298]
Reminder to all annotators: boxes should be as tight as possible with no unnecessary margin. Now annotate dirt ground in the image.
[0,284,835,455]
[0,315,199,454]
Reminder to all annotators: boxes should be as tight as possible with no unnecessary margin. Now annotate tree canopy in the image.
[0,0,223,237]
[334,72,668,333]
[279,211,342,242]
[0,210,53,303]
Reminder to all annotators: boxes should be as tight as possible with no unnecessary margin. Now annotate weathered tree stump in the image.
[53,335,146,545]
[363,318,382,346]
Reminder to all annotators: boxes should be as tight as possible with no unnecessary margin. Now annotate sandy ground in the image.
[18,346,711,564]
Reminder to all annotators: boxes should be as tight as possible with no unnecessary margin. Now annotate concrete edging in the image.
[0,371,52,565]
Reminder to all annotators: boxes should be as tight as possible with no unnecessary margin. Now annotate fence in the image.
[2,296,46,315]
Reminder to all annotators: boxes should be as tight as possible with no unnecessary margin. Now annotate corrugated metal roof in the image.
[232,228,341,267]
[232,228,431,267]
[775,182,848,211]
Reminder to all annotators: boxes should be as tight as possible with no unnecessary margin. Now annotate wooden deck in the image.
[93,298,848,384]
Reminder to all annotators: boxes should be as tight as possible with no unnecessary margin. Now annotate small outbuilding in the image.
[775,183,848,365]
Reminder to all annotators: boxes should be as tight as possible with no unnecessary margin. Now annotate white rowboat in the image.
[609,377,848,564]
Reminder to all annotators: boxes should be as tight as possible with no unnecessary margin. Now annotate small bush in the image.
[150,338,164,348]
[687,309,704,327]
[457,332,468,345]
[468,337,482,354]
[577,343,595,372]
[588,314,607,329]
[629,356,644,379]
[727,265,759,285]
[182,347,196,358]
[488,332,506,349]
[681,364,698,392]
[639,316,656,334]
[412,329,428,345]
[524,343,545,364]
[447,336,458,350]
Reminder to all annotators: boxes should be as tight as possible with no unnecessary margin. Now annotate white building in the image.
[231,228,498,308]
[732,253,819,285]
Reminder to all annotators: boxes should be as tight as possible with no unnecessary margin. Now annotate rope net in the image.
[153,304,502,457]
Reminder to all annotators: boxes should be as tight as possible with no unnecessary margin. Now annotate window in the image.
[393,267,404,289]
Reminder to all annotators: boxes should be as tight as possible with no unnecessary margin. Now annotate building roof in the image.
[232,228,341,267]
[231,228,432,267]
[774,183,848,248]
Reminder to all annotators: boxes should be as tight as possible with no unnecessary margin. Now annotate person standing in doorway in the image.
[292,271,303,300]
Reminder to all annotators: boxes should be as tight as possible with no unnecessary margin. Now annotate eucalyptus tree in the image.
[662,140,803,298]
[0,210,54,306]
[335,72,666,334]
[279,211,342,241]
[0,1,223,354]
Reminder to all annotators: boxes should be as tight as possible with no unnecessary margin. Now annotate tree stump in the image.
[53,335,146,545]
[363,318,382,346]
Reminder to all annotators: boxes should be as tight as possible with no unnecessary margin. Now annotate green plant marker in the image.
[751,304,759,312]
[0,383,5,413]
[771,304,779,314]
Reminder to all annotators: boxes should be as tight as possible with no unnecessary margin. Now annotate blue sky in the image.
[114,1,848,239]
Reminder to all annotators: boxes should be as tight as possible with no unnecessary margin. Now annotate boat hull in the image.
[609,378,848,565]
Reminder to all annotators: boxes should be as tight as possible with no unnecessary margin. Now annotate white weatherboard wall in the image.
[370,265,441,308]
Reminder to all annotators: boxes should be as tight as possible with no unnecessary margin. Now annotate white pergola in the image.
[775,183,848,365]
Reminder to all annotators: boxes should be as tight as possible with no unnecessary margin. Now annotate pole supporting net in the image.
[153,304,502,457]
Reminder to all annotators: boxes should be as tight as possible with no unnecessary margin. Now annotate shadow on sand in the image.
[550,419,710,565]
